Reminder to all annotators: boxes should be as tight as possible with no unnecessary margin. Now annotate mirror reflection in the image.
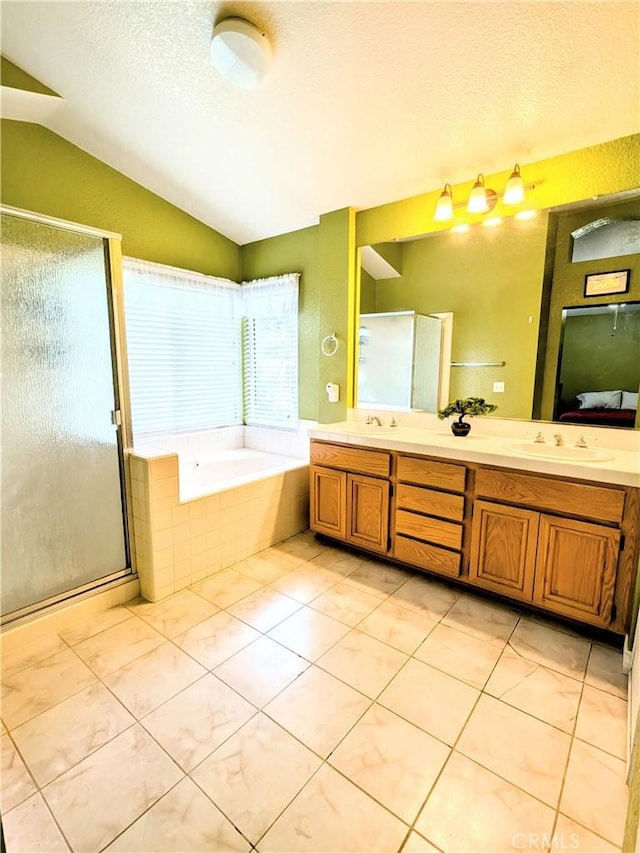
[356,191,640,427]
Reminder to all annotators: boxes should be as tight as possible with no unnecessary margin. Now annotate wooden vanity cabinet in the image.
[393,455,467,579]
[533,515,620,627]
[471,468,627,629]
[310,442,391,554]
[469,501,539,602]
[310,439,638,634]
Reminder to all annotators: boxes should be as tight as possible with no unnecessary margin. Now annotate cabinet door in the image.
[469,501,539,602]
[310,465,347,540]
[347,473,390,554]
[533,515,620,628]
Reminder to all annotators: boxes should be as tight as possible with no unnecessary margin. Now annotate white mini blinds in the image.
[122,258,298,437]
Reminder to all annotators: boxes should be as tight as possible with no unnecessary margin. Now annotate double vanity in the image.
[309,421,640,636]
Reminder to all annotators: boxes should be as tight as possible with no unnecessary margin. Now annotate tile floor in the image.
[0,531,629,852]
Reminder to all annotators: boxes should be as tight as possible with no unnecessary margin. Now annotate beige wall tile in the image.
[153,528,173,553]
[171,504,190,527]
[191,534,207,556]
[173,522,190,545]
[152,509,172,532]
[152,496,177,515]
[206,494,221,515]
[148,456,178,482]
[190,516,206,538]
[151,477,178,501]
[128,456,145,482]
[189,500,206,520]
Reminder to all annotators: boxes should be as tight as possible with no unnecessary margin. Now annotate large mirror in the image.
[355,191,640,427]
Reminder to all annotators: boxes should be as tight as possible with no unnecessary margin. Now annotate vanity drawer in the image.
[397,456,466,493]
[311,441,391,478]
[394,535,461,578]
[395,509,463,550]
[475,468,624,524]
[396,483,464,522]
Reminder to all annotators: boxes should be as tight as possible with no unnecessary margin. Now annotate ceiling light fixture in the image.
[434,164,535,222]
[210,18,272,88]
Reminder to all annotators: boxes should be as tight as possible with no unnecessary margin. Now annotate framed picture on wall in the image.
[584,269,630,298]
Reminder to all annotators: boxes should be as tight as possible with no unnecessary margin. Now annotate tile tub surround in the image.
[129,451,310,601]
[0,533,630,853]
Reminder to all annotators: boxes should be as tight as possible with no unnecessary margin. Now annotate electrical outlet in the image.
[493,381,505,393]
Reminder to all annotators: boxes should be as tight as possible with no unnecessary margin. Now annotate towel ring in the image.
[321,333,339,357]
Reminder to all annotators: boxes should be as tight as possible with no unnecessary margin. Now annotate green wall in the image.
[540,198,640,418]
[372,216,550,419]
[241,225,320,421]
[1,120,241,279]
[1,55,59,96]
[357,134,640,246]
[360,269,376,314]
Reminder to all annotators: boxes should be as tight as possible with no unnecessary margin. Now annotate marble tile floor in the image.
[0,531,629,853]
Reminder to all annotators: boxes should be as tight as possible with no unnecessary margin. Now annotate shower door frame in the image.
[0,204,136,625]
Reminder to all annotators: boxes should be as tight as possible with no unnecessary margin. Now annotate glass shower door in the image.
[1,211,129,618]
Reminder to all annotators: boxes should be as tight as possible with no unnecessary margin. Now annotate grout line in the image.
[2,535,628,853]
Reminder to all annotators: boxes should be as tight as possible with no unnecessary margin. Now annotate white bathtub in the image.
[179,448,308,501]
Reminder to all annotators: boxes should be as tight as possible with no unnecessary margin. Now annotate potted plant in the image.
[437,397,498,436]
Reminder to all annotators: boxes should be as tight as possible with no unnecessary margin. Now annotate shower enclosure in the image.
[357,311,445,411]
[1,207,132,622]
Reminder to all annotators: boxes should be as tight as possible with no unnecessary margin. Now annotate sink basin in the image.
[351,424,400,435]
[509,442,614,463]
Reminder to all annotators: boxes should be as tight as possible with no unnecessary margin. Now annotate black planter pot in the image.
[451,419,471,437]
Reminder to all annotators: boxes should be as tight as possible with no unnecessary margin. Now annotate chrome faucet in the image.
[553,433,564,447]
[533,431,545,444]
[366,415,383,426]
[575,435,588,448]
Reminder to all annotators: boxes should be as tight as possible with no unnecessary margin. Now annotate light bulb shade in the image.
[467,174,489,214]
[211,18,272,87]
[434,184,453,221]
[503,164,525,205]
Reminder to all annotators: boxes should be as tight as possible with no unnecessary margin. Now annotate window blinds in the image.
[123,258,242,436]
[123,261,298,437]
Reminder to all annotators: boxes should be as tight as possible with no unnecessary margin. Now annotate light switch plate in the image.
[493,381,505,393]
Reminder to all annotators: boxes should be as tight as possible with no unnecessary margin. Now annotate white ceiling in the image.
[1,1,639,245]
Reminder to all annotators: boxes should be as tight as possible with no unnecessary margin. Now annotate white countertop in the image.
[310,422,640,488]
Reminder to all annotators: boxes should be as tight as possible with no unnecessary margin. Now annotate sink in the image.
[351,424,400,435]
[509,442,614,462]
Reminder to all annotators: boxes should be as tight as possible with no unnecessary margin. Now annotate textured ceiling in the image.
[1,1,639,245]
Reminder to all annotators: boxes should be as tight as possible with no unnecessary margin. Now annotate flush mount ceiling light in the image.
[210,18,272,88]
[433,164,535,223]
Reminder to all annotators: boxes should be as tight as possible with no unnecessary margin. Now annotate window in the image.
[123,259,298,437]
[242,275,299,429]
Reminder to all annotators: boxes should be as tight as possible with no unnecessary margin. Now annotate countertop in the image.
[309,421,640,488]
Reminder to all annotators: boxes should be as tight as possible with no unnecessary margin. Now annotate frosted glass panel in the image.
[1,213,127,616]
[358,313,414,408]
[358,311,444,411]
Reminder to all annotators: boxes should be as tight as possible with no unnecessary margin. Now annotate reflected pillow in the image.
[576,390,622,410]
[622,391,639,411]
